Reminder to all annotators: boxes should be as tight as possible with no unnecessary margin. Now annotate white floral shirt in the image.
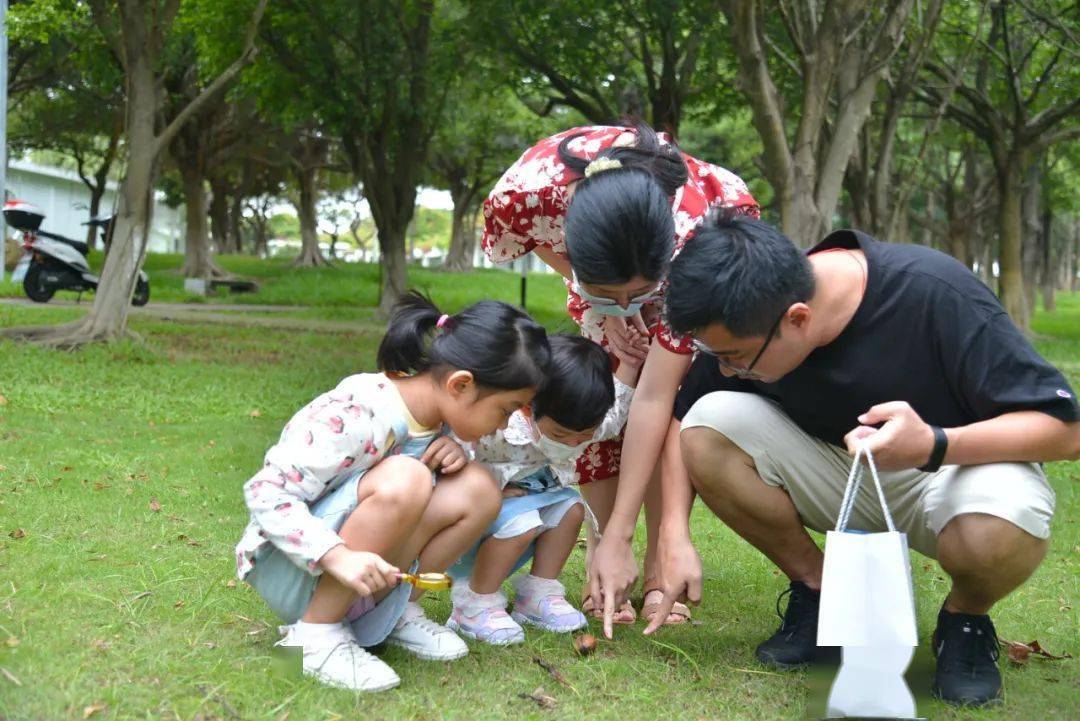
[473,377,634,488]
[234,373,418,579]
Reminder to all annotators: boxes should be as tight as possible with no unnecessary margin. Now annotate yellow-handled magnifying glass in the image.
[398,571,452,591]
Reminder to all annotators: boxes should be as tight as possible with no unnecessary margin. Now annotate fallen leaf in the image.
[61,466,73,472]
[8,528,25,539]
[173,600,186,609]
[5,637,19,647]
[0,666,21,686]
[249,409,262,418]
[177,534,201,547]
[0,465,7,472]
[1001,639,1073,666]
[226,579,237,588]
[518,686,556,710]
[91,639,110,653]
[83,703,107,718]
[0,394,8,405]
[149,499,162,512]
[92,482,109,490]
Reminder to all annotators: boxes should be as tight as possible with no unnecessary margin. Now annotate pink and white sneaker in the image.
[511,575,587,633]
[447,584,525,646]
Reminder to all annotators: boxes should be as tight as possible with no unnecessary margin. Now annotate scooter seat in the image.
[37,230,90,256]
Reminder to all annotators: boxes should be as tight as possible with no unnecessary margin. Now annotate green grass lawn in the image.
[0,262,1076,720]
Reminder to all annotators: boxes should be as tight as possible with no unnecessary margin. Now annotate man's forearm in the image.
[945,411,1080,465]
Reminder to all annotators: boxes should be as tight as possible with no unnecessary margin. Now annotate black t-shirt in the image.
[673,230,1079,447]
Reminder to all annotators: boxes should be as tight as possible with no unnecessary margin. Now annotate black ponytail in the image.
[558,122,685,286]
[377,291,551,391]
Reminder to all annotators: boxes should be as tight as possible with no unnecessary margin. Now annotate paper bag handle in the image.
[835,445,896,532]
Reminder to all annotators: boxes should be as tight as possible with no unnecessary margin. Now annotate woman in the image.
[482,123,759,628]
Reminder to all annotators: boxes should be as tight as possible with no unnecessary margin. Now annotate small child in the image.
[235,292,550,691]
[447,335,640,644]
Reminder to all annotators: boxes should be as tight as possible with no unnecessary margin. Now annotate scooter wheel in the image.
[23,262,55,303]
[132,278,150,307]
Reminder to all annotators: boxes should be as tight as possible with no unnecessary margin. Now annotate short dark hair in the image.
[531,335,615,431]
[377,291,551,391]
[666,212,815,337]
[559,122,685,285]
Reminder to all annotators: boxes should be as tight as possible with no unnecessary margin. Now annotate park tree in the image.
[255,0,459,311]
[427,84,565,271]
[719,0,916,246]
[4,0,267,347]
[7,1,124,249]
[470,0,729,134]
[917,0,1080,329]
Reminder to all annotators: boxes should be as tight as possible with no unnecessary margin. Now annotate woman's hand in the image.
[319,545,400,597]
[502,486,528,498]
[421,436,469,474]
[603,314,651,367]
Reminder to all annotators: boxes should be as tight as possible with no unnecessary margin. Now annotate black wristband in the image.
[918,425,948,472]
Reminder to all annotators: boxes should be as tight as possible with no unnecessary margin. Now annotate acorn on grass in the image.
[573,633,597,656]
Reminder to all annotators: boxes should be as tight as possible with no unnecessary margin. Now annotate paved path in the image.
[0,297,369,333]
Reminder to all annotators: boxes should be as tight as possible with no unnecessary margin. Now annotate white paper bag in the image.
[817,447,919,718]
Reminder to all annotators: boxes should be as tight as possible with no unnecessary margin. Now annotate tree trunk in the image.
[1020,161,1041,320]
[1069,218,1078,293]
[229,193,245,253]
[179,163,218,279]
[7,56,164,346]
[208,177,230,254]
[997,158,1028,329]
[443,184,477,272]
[378,224,407,313]
[85,188,106,251]
[1040,206,1054,313]
[292,165,328,267]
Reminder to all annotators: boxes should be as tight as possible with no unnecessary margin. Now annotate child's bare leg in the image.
[396,462,502,599]
[303,456,433,623]
[531,503,585,579]
[472,529,543,593]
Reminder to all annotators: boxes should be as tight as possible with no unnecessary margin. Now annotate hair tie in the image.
[436,314,450,329]
[584,157,623,178]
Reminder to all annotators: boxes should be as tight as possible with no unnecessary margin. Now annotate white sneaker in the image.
[386,602,468,661]
[277,622,400,692]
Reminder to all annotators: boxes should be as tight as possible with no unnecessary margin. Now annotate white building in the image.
[5,158,184,253]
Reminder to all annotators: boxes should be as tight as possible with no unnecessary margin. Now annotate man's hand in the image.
[843,401,936,470]
[603,314,650,367]
[420,436,469,474]
[319,546,400,597]
[643,533,702,635]
[588,534,639,639]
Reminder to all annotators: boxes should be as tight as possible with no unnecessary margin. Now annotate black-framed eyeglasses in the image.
[691,312,785,379]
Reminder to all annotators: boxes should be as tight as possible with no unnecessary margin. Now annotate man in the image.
[650,212,1078,706]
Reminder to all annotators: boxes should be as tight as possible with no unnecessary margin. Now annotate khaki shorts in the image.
[681,391,1056,559]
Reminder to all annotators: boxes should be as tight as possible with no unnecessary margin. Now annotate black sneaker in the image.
[755,581,824,669]
[932,606,1003,706]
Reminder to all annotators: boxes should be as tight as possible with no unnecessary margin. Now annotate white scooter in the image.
[4,200,149,306]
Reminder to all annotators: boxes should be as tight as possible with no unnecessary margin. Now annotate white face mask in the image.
[536,431,586,465]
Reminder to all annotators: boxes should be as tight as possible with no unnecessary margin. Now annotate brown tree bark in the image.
[443,182,479,272]
[721,0,914,246]
[292,162,328,268]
